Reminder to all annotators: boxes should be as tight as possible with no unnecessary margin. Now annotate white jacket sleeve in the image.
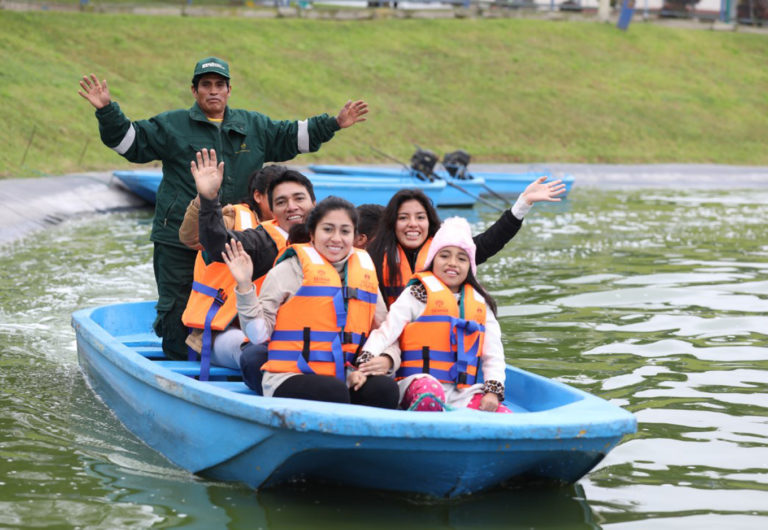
[362,288,425,363]
[479,310,506,386]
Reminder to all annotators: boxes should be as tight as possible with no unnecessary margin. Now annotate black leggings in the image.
[274,373,399,409]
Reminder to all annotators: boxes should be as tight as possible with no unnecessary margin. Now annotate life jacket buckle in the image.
[214,288,227,306]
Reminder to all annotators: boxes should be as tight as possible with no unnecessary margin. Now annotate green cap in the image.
[192,57,230,80]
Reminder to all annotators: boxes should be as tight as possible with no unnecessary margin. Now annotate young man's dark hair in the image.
[267,170,316,209]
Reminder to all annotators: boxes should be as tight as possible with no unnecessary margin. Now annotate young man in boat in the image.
[178,164,286,372]
[194,150,318,390]
[78,57,368,361]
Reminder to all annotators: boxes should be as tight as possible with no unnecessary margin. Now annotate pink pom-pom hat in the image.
[421,216,477,275]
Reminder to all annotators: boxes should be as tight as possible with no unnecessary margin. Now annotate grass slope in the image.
[0,11,766,177]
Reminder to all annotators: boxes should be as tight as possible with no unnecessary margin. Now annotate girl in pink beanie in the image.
[356,216,511,413]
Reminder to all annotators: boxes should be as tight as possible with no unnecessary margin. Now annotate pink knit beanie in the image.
[421,216,477,275]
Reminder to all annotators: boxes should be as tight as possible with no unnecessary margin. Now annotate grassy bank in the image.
[0,11,766,177]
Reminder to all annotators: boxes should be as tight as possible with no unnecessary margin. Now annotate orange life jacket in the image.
[380,239,432,307]
[254,219,288,293]
[397,271,486,388]
[182,203,258,333]
[262,244,379,380]
[181,206,287,379]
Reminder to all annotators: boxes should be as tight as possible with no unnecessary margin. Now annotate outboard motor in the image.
[443,150,471,180]
[410,149,438,181]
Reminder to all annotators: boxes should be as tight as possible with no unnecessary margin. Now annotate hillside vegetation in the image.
[1,10,766,177]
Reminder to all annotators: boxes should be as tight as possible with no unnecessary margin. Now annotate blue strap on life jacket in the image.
[274,334,343,379]
[400,314,484,385]
[448,317,484,385]
[189,280,227,381]
[342,286,378,305]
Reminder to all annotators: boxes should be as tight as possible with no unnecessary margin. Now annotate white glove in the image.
[244,318,270,344]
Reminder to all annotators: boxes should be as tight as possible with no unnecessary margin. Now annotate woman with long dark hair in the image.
[367,177,565,307]
[359,217,512,412]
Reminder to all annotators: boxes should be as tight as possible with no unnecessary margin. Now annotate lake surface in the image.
[2,185,768,528]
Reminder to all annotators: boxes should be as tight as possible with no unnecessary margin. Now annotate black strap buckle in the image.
[214,288,227,306]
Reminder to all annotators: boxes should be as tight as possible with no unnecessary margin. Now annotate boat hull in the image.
[113,170,162,204]
[73,301,635,498]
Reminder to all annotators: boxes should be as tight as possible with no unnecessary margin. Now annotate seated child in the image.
[357,216,511,413]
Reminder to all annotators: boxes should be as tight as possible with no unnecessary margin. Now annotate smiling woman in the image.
[220,196,400,405]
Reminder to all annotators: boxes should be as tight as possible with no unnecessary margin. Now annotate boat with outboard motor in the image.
[308,165,575,198]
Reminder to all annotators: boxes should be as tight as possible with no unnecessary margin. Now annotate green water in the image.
[2,187,768,528]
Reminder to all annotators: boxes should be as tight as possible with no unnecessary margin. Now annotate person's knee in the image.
[351,375,399,409]
[212,328,246,369]
[240,342,268,394]
[314,377,350,404]
[154,299,188,360]
[274,375,350,404]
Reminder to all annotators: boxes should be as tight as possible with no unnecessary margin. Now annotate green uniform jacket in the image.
[95,101,340,248]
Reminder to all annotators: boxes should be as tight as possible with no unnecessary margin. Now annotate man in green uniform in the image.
[78,57,368,360]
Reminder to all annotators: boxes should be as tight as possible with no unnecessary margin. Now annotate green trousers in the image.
[152,242,198,360]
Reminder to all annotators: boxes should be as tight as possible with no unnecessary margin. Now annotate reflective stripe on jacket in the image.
[263,244,379,379]
[397,271,486,388]
[380,239,432,307]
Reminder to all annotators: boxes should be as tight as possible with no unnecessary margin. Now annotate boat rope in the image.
[406,392,454,412]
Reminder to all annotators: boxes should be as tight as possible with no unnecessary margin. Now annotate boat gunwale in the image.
[73,302,636,442]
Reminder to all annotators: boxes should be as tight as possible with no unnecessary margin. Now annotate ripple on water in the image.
[584,339,768,363]
[3,190,768,527]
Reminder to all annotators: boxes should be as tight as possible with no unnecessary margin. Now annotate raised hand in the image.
[520,176,567,205]
[190,148,224,200]
[221,238,253,292]
[336,99,369,129]
[78,74,112,109]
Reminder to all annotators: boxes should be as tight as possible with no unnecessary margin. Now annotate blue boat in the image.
[113,170,162,204]
[309,174,446,206]
[308,165,576,198]
[309,166,486,207]
[111,170,447,207]
[72,301,636,498]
